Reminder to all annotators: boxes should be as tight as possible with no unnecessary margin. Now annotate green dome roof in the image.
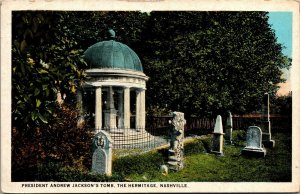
[84,39,143,72]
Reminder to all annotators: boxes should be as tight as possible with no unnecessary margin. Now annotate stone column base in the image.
[262,140,275,148]
[167,149,184,171]
[104,110,117,129]
[241,147,266,157]
[262,133,275,148]
[225,140,233,145]
[210,150,224,156]
[262,132,271,141]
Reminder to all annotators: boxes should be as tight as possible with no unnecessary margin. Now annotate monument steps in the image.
[168,156,179,161]
[167,161,178,166]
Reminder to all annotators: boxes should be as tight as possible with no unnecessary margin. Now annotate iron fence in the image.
[147,115,292,134]
[94,115,291,149]
[97,127,170,149]
[232,115,292,133]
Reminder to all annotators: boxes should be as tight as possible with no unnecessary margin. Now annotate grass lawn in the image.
[117,132,291,182]
[23,131,291,182]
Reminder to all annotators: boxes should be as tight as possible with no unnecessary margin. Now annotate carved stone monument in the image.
[91,130,113,176]
[242,126,266,157]
[167,112,186,171]
[211,115,225,156]
[260,93,275,148]
[225,111,233,144]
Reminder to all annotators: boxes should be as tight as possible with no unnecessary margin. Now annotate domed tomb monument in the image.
[77,29,149,138]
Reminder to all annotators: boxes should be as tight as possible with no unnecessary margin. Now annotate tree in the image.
[140,11,291,118]
[12,11,88,129]
[51,11,148,51]
[271,92,292,116]
[12,10,291,126]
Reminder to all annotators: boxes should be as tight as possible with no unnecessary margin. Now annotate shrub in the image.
[11,166,39,182]
[12,104,94,181]
[113,151,164,176]
[232,130,246,146]
[184,135,212,155]
[185,129,212,136]
[200,135,213,152]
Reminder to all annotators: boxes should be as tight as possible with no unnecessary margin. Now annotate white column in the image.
[76,89,85,128]
[140,89,146,129]
[117,90,124,129]
[109,86,115,110]
[95,87,102,131]
[135,89,141,129]
[261,93,270,122]
[124,87,130,129]
[105,86,117,129]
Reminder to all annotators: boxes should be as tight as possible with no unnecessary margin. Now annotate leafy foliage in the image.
[12,11,149,129]
[11,11,148,181]
[12,105,94,181]
[12,11,290,126]
[184,136,212,155]
[141,12,291,117]
[47,11,148,57]
[270,93,292,115]
[113,151,164,176]
[12,11,87,129]
[232,130,247,146]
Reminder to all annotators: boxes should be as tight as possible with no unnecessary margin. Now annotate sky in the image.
[267,12,292,95]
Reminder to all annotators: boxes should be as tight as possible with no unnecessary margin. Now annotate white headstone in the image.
[211,115,225,156]
[225,111,233,144]
[214,115,223,133]
[242,126,266,157]
[260,93,275,148]
[92,130,113,175]
[261,93,270,121]
[246,126,262,148]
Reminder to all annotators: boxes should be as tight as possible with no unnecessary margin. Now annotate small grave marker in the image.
[91,130,113,176]
[242,126,266,157]
[225,111,233,144]
[260,93,275,148]
[211,115,225,156]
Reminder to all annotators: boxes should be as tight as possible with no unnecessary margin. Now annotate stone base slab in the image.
[225,140,233,145]
[241,147,266,157]
[210,150,224,156]
[262,132,271,141]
